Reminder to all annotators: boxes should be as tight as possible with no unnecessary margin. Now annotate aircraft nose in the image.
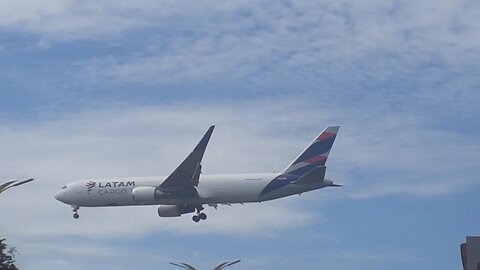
[54,189,67,203]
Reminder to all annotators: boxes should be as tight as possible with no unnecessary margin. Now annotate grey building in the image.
[461,236,480,270]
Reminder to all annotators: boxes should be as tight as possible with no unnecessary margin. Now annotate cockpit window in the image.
[61,185,67,189]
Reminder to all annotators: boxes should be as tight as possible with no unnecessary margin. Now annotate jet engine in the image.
[158,205,195,217]
[132,187,159,204]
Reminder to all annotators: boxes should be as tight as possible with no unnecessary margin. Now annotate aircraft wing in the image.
[159,126,214,192]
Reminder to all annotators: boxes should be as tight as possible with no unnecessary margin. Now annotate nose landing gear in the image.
[192,206,207,223]
[72,205,80,219]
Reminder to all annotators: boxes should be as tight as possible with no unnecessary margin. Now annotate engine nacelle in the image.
[157,205,182,217]
[132,186,157,204]
[157,205,196,217]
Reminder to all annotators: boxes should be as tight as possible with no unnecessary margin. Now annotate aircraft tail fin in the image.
[283,126,339,176]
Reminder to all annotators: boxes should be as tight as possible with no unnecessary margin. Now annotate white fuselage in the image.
[55,173,329,208]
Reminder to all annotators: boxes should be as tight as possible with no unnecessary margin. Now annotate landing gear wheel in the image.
[71,205,80,220]
[192,205,206,223]
[192,215,200,223]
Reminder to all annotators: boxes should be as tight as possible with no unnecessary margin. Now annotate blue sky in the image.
[0,1,479,269]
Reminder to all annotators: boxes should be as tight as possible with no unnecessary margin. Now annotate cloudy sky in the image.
[0,0,479,269]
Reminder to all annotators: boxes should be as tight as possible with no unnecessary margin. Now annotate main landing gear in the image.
[72,205,80,219]
[192,206,207,223]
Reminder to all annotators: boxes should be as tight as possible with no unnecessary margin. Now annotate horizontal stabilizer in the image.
[292,166,326,184]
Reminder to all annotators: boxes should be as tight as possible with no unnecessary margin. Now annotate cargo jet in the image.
[55,126,341,222]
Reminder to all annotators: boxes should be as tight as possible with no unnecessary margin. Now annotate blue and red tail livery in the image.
[258,126,340,197]
[284,126,340,176]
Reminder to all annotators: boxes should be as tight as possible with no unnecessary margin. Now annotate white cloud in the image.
[56,0,480,88]
[303,248,420,270]
[2,0,479,90]
[0,1,262,42]
[0,0,146,41]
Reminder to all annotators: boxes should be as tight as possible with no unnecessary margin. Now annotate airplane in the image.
[55,125,341,222]
[170,259,241,270]
[0,178,34,194]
